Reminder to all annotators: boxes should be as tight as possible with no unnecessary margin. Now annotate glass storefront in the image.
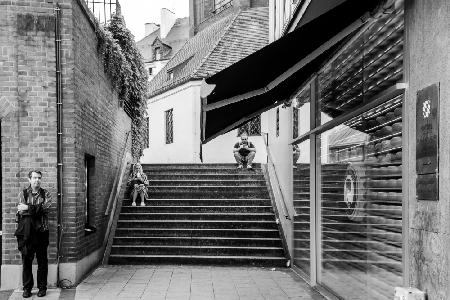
[319,95,402,299]
[293,140,310,274]
[291,6,404,300]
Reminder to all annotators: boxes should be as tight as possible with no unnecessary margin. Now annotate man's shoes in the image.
[22,290,32,298]
[247,164,252,169]
[131,202,136,206]
[237,164,243,169]
[37,289,47,297]
[140,201,145,206]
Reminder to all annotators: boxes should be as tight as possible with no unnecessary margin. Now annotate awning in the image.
[201,0,383,143]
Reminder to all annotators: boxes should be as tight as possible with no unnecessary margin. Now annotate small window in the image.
[238,115,261,136]
[165,109,173,144]
[276,108,280,137]
[84,154,96,234]
[145,117,149,148]
[155,47,161,60]
[148,67,153,75]
[293,107,299,139]
[168,71,174,81]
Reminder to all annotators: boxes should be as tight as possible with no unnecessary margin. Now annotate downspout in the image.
[54,3,64,287]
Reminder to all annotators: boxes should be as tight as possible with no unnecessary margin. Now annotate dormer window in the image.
[168,71,173,81]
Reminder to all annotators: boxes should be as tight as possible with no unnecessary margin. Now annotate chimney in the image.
[161,8,176,39]
[144,23,159,36]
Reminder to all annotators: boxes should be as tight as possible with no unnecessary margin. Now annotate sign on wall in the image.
[416,83,439,201]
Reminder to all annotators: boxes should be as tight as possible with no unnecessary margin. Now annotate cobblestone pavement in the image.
[69,265,324,300]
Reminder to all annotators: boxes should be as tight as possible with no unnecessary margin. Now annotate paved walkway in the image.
[73,265,323,300]
[5,265,325,300]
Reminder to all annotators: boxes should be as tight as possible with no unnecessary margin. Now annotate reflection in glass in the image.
[293,140,310,274]
[318,9,404,125]
[293,86,311,138]
[319,96,402,300]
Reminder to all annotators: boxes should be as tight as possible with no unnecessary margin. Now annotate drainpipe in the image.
[54,3,64,287]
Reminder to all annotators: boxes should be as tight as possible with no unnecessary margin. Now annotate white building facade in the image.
[141,81,268,164]
[141,4,270,164]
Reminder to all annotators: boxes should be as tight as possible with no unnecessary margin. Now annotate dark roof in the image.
[147,7,269,98]
[137,28,161,62]
[163,17,190,58]
[136,17,190,63]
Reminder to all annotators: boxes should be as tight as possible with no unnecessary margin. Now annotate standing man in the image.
[15,170,52,298]
[233,132,256,169]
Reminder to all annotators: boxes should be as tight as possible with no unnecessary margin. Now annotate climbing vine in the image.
[97,13,149,160]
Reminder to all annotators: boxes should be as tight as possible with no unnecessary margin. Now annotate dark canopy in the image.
[201,0,382,143]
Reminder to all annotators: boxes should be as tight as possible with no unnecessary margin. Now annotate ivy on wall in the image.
[97,13,149,160]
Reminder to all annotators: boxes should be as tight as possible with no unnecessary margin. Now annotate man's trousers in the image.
[21,231,49,292]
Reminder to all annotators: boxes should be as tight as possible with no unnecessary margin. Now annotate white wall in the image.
[202,113,268,163]
[141,80,269,164]
[267,105,294,256]
[141,81,202,163]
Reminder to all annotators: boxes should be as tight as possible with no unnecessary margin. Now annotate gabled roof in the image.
[136,17,190,63]
[137,28,161,62]
[147,7,269,98]
[163,17,190,57]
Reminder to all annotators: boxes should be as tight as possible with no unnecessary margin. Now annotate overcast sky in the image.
[119,0,190,41]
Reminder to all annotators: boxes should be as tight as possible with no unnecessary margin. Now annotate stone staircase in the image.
[108,163,288,266]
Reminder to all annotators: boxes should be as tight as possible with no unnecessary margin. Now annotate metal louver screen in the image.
[318,10,404,120]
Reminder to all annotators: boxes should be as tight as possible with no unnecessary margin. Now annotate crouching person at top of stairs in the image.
[233,132,256,169]
[128,163,148,206]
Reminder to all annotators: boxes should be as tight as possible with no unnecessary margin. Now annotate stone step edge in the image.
[117,220,276,223]
[109,254,286,260]
[112,245,283,250]
[121,205,272,208]
[122,199,271,201]
[113,236,281,240]
[115,228,279,232]
[119,212,274,215]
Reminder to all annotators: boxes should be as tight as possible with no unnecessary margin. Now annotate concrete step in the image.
[118,212,275,221]
[145,174,265,180]
[146,180,267,187]
[122,199,272,206]
[142,163,262,169]
[108,254,287,267]
[144,188,270,198]
[120,205,273,213]
[112,236,284,247]
[114,228,281,238]
[110,245,285,257]
[109,163,287,266]
[144,168,263,175]
[116,220,279,230]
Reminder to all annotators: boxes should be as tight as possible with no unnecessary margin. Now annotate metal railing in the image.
[262,133,294,220]
[84,0,120,24]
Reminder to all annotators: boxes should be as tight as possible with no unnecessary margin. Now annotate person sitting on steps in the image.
[233,132,256,169]
[128,163,148,206]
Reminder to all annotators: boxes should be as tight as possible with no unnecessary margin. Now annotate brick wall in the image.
[0,0,60,266]
[0,0,132,270]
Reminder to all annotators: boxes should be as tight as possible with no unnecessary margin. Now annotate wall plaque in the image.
[416,83,439,201]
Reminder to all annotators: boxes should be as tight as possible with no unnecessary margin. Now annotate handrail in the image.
[102,131,131,264]
[262,133,294,220]
[105,131,131,215]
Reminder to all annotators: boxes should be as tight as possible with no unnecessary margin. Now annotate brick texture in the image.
[1,0,132,267]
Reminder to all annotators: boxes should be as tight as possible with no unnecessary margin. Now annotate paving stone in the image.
[66,265,326,300]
